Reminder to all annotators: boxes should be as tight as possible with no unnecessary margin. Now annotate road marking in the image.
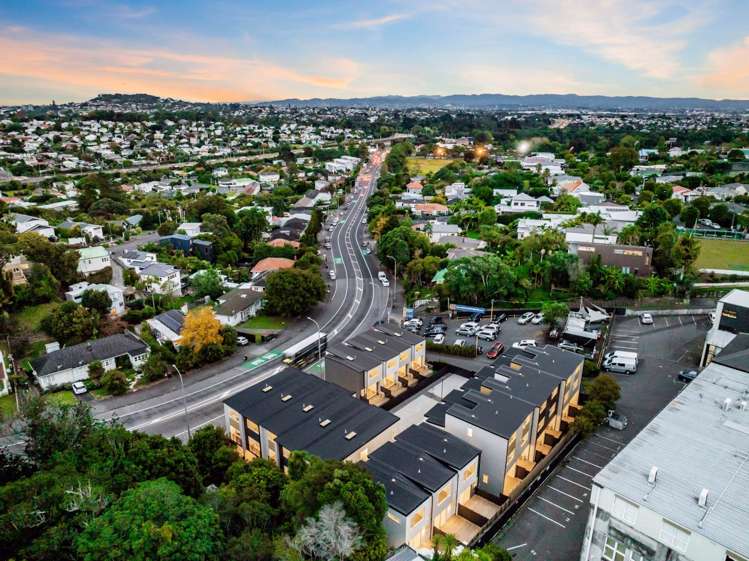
[679,316,684,326]
[527,508,566,528]
[175,414,224,438]
[665,318,670,327]
[547,485,584,503]
[556,475,591,490]
[566,466,594,478]
[594,433,625,446]
[537,496,575,515]
[506,544,527,551]
[573,456,605,469]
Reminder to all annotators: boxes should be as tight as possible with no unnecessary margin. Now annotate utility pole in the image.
[172,364,191,440]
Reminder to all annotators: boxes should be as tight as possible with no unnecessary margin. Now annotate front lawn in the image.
[406,157,456,175]
[0,394,17,419]
[695,238,749,271]
[15,302,60,332]
[240,315,288,331]
[44,390,77,407]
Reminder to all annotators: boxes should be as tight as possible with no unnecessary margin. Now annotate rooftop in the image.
[251,257,295,274]
[215,287,263,316]
[721,288,749,308]
[31,332,148,376]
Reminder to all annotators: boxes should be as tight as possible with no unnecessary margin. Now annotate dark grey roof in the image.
[31,332,148,377]
[368,440,455,493]
[397,423,480,471]
[326,327,424,371]
[385,547,421,561]
[713,333,749,373]
[152,309,185,334]
[224,368,398,461]
[140,262,177,278]
[365,461,430,516]
[215,288,263,316]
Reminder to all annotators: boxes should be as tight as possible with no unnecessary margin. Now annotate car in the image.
[470,312,484,322]
[710,222,721,230]
[709,311,716,324]
[424,324,447,335]
[456,325,478,336]
[429,316,445,326]
[362,248,371,255]
[640,313,654,325]
[381,278,390,287]
[237,336,249,346]
[403,318,423,328]
[324,242,332,249]
[492,313,507,323]
[512,339,537,350]
[476,329,497,341]
[678,369,698,383]
[329,270,336,280]
[558,340,583,353]
[328,225,334,231]
[518,312,535,324]
[378,271,388,281]
[454,339,466,347]
[486,342,505,359]
[607,410,628,431]
[459,321,480,330]
[531,313,544,325]
[72,381,88,395]
[431,333,445,344]
[361,241,368,248]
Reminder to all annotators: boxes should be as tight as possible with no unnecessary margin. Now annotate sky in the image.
[1,0,748,104]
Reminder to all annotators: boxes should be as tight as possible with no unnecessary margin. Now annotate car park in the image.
[678,369,698,383]
[486,341,505,359]
[512,339,537,350]
[531,312,544,325]
[237,336,249,346]
[640,312,654,325]
[518,312,535,324]
[431,333,445,344]
[71,381,88,395]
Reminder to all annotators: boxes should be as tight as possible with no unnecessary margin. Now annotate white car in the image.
[71,381,88,395]
[432,333,445,344]
[237,336,249,346]
[329,270,337,280]
[459,321,480,330]
[640,313,653,325]
[381,278,390,287]
[456,325,478,336]
[512,339,537,350]
[531,313,544,325]
[403,318,423,328]
[518,312,535,324]
[476,328,498,341]
[378,271,388,282]
[454,339,466,347]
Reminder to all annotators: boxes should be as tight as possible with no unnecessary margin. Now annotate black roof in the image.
[713,333,749,373]
[397,423,480,471]
[151,309,184,334]
[368,440,455,493]
[31,332,148,377]
[365,461,430,515]
[224,368,398,461]
[326,327,424,372]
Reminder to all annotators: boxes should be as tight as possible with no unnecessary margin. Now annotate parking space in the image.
[491,313,710,560]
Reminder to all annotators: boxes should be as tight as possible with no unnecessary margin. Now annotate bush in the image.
[583,359,600,378]
[426,341,477,357]
[101,369,129,395]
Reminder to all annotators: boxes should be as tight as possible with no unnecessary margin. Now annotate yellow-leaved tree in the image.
[178,307,223,353]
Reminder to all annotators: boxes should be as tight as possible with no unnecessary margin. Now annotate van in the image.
[378,271,388,282]
[603,357,637,374]
[604,350,639,367]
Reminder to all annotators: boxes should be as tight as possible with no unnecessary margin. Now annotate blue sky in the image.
[1,0,748,104]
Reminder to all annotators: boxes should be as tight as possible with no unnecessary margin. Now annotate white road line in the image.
[174,414,224,438]
[594,433,625,446]
[556,475,591,490]
[566,466,595,478]
[665,318,670,327]
[573,456,605,469]
[612,335,640,340]
[547,485,584,503]
[506,544,527,551]
[588,440,618,453]
[527,508,566,528]
[537,496,575,515]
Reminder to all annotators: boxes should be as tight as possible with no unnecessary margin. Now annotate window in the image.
[659,520,690,553]
[437,486,450,504]
[613,495,639,525]
[482,474,489,484]
[245,419,259,434]
[463,463,476,480]
[387,512,401,524]
[409,509,423,527]
[603,535,626,561]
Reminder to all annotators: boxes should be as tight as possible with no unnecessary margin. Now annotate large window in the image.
[613,495,639,525]
[437,485,450,504]
[659,520,690,553]
[409,509,423,527]
[602,536,626,561]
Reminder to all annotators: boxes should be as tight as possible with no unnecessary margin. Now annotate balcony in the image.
[410,363,431,379]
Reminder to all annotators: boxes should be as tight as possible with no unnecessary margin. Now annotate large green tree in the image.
[264,268,326,317]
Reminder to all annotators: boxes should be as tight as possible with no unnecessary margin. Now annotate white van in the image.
[604,351,639,367]
[603,356,637,374]
[378,271,388,282]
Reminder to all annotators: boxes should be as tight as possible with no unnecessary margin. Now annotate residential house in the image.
[215,287,265,326]
[65,281,125,316]
[445,182,468,202]
[412,203,449,218]
[223,367,399,467]
[516,217,565,240]
[325,327,428,406]
[426,222,461,243]
[293,190,331,211]
[708,182,748,200]
[671,185,697,203]
[440,235,489,260]
[552,176,605,206]
[59,220,104,241]
[521,153,565,175]
[77,246,111,274]
[177,222,202,238]
[2,255,31,285]
[700,289,749,366]
[569,243,653,277]
[147,309,185,345]
[406,181,423,195]
[564,224,618,245]
[495,193,543,215]
[137,262,182,296]
[30,332,149,390]
[124,214,143,229]
[250,257,295,279]
[11,213,55,238]
[258,169,281,185]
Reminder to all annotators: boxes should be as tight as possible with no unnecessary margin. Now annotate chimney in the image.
[723,398,732,411]
[648,466,658,484]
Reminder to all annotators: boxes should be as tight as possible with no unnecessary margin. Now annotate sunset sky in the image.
[1,0,748,104]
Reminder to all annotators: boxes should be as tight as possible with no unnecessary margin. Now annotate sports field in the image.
[406,157,456,175]
[695,238,749,271]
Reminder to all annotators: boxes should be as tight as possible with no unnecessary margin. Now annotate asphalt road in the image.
[89,150,391,440]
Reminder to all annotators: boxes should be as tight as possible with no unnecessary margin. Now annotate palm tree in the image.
[433,533,459,561]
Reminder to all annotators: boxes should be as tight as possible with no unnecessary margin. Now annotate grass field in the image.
[15,302,59,332]
[406,157,456,175]
[0,394,17,419]
[695,238,749,271]
[240,315,287,331]
[44,390,77,406]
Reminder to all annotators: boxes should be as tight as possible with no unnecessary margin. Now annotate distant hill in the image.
[88,93,167,105]
[258,93,749,111]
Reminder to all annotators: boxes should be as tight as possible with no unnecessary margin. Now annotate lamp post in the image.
[172,364,191,440]
[387,255,398,321]
[306,316,324,376]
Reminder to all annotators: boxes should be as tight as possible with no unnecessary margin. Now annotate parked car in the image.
[640,313,653,325]
[531,313,545,325]
[603,356,638,374]
[71,381,88,395]
[329,270,336,280]
[454,339,466,347]
[512,339,537,350]
[403,318,423,329]
[431,333,445,345]
[709,311,716,324]
[456,325,478,336]
[476,328,497,342]
[470,311,484,322]
[429,316,445,326]
[492,313,508,323]
[459,321,480,330]
[678,369,698,383]
[425,323,447,334]
[486,342,505,359]
[604,351,639,366]
[381,278,390,287]
[237,336,249,346]
[518,312,535,324]
[607,410,628,431]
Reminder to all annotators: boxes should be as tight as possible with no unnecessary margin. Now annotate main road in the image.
[89,150,391,440]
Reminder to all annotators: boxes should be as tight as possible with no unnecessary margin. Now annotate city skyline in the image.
[1,0,749,105]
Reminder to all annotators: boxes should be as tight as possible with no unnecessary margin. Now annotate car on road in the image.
[607,410,628,431]
[324,242,332,249]
[361,241,368,248]
[362,248,371,255]
[456,325,478,336]
[486,341,505,359]
[329,270,336,280]
[518,312,535,324]
[431,333,445,344]
[512,339,537,350]
[678,369,699,383]
[454,339,466,347]
[531,313,544,325]
[640,312,654,325]
[403,318,423,329]
[237,336,249,346]
[381,278,390,287]
[378,271,388,282]
[72,381,88,395]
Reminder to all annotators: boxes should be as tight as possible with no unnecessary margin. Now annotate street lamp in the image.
[172,364,191,440]
[306,317,324,377]
[387,256,398,320]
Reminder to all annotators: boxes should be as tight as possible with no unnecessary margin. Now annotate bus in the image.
[283,332,328,368]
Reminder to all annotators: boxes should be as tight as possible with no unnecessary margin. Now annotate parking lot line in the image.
[527,507,566,528]
[556,475,591,490]
[573,456,605,469]
[665,318,670,327]
[612,343,639,349]
[594,433,625,446]
[537,496,576,515]
[588,440,619,453]
[566,465,595,478]
[547,485,584,502]
[506,544,527,551]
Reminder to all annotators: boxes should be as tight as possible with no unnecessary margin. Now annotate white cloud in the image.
[697,35,749,97]
[335,13,411,29]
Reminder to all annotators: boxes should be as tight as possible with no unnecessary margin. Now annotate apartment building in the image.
[701,289,749,366]
[426,346,583,499]
[569,243,653,277]
[325,327,428,406]
[580,344,749,561]
[223,368,399,469]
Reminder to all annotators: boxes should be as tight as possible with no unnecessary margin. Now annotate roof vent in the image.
[262,384,272,393]
[739,400,748,411]
[345,431,357,440]
[698,488,709,508]
[723,398,732,411]
[345,355,355,361]
[648,466,658,484]
[320,418,331,427]
[364,346,373,352]
[303,404,314,412]
[281,394,292,402]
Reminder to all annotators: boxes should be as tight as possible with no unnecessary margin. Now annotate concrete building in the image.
[579,346,749,561]
[701,289,749,366]
[65,281,125,316]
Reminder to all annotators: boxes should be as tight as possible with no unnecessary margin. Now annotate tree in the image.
[572,400,607,436]
[291,501,362,561]
[587,374,620,411]
[41,301,99,345]
[192,268,224,300]
[88,360,105,386]
[81,289,113,316]
[680,205,699,228]
[178,307,223,353]
[709,203,733,228]
[264,269,326,317]
[551,193,582,213]
[75,478,222,561]
[541,301,568,328]
[237,208,269,250]
[141,354,170,384]
[188,426,237,487]
[158,221,178,236]
[433,533,459,561]
[101,369,128,395]
[17,232,80,286]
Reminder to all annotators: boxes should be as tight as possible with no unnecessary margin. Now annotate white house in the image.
[137,262,182,296]
[11,213,56,238]
[65,281,125,316]
[177,222,202,238]
[495,193,543,214]
[77,246,111,274]
[258,170,281,184]
[147,309,185,345]
[215,287,265,325]
[59,220,104,241]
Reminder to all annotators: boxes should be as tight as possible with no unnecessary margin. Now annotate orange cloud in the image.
[698,36,749,97]
[0,27,359,102]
